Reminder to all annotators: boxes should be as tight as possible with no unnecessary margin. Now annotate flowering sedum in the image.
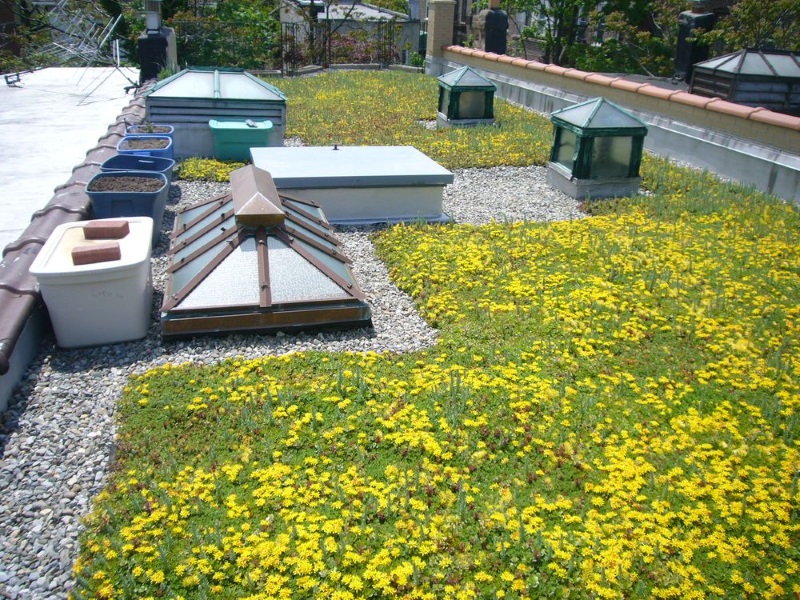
[74,73,799,599]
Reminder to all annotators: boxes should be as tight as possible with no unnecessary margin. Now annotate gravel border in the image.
[0,166,584,598]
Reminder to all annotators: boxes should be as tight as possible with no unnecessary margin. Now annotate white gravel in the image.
[0,165,584,599]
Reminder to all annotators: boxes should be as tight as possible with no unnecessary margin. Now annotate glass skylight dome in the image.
[160,165,371,339]
[547,97,648,200]
[436,65,496,127]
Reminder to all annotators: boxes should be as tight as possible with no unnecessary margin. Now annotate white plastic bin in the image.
[30,217,154,348]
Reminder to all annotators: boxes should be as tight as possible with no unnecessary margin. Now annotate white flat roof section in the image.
[0,67,139,253]
[250,145,454,188]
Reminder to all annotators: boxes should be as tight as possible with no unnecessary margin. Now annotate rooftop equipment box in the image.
[249,145,454,224]
[145,68,286,159]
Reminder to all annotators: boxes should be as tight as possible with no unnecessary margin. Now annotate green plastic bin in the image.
[209,119,273,161]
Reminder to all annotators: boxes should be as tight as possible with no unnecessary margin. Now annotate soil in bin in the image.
[87,176,163,192]
[122,138,169,149]
[129,125,171,134]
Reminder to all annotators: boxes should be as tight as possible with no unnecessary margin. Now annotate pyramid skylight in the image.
[160,165,371,338]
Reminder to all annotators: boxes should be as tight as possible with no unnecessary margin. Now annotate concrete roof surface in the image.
[0,66,139,253]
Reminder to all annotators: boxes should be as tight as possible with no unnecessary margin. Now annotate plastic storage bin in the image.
[86,171,169,247]
[117,134,174,159]
[29,217,154,348]
[209,119,273,161]
[100,154,176,185]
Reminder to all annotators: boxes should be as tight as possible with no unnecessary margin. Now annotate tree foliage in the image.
[574,0,689,76]
[694,0,800,53]
[516,0,595,65]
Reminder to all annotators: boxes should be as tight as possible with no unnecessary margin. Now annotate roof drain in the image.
[160,165,372,339]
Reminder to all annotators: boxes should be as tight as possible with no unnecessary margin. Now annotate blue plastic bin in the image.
[101,154,175,185]
[117,135,174,160]
[86,171,169,247]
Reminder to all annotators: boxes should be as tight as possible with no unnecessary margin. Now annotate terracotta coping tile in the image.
[637,84,678,100]
[33,204,87,220]
[584,73,615,86]
[84,146,118,163]
[0,291,38,374]
[609,78,647,92]
[484,52,501,61]
[0,247,40,293]
[669,92,712,108]
[32,207,89,236]
[48,183,90,210]
[544,64,568,75]
[98,132,124,145]
[1,238,42,263]
[525,61,548,72]
[563,69,590,80]
[107,122,126,135]
[64,164,100,187]
[748,108,800,129]
[469,49,488,59]
[510,58,530,67]
[497,55,516,64]
[705,99,757,118]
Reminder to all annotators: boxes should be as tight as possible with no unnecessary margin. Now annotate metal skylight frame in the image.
[160,165,371,339]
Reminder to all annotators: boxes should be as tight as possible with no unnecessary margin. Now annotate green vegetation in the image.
[75,70,799,599]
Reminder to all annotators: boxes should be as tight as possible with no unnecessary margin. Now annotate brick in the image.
[83,220,130,240]
[71,242,122,266]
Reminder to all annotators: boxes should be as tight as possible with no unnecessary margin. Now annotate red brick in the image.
[83,220,130,240]
[71,242,121,266]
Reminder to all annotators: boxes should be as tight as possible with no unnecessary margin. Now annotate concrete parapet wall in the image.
[431,46,800,203]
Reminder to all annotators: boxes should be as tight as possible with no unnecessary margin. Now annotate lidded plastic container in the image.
[29,217,154,348]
